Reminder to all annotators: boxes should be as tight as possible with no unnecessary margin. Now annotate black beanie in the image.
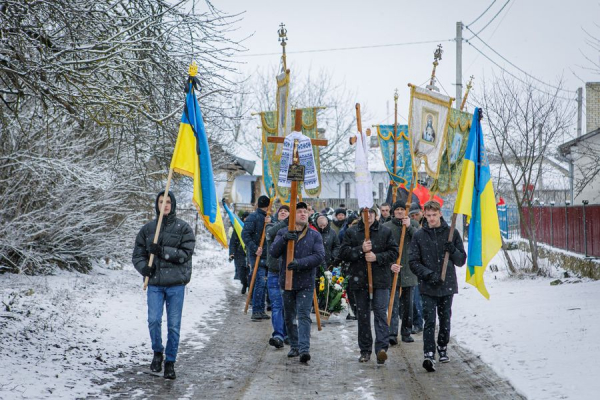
[391,200,406,213]
[334,208,346,216]
[257,195,270,208]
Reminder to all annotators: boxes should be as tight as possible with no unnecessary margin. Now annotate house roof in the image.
[558,128,600,156]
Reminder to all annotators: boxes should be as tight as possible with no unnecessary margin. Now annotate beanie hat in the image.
[277,205,290,214]
[391,200,406,213]
[334,208,346,217]
[408,202,422,216]
[257,195,270,208]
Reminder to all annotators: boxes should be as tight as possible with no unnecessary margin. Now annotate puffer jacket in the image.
[383,217,420,288]
[339,219,399,290]
[132,191,196,287]
[409,217,466,297]
[316,219,341,268]
[270,225,325,291]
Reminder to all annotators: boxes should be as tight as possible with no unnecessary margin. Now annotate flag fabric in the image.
[375,124,414,188]
[277,131,319,189]
[454,107,502,299]
[354,130,373,209]
[170,79,227,248]
[408,84,454,179]
[222,201,245,251]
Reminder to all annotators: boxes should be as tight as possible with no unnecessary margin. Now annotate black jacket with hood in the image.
[408,216,466,297]
[317,218,341,268]
[132,191,196,287]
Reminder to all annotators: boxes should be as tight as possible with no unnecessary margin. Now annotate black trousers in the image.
[421,294,453,355]
[390,286,414,338]
[352,288,390,354]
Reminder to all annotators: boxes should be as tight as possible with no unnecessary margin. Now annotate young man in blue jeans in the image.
[132,191,196,379]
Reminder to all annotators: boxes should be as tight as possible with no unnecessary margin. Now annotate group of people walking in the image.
[131,190,466,379]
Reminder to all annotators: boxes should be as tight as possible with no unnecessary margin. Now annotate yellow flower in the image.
[320,276,325,282]
[338,277,344,283]
[319,283,325,291]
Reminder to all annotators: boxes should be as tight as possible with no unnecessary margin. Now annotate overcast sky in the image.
[219,0,599,137]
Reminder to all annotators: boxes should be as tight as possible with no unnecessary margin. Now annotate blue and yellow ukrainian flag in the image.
[454,107,501,299]
[222,200,245,251]
[170,70,227,247]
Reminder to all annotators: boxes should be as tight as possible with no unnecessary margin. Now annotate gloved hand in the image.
[443,241,456,254]
[141,266,153,277]
[427,272,442,286]
[287,259,300,270]
[229,255,234,262]
[283,231,298,242]
[149,243,162,257]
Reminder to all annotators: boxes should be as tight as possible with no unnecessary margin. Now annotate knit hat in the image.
[408,202,422,216]
[277,205,290,214]
[391,200,406,213]
[257,195,270,208]
[334,207,346,217]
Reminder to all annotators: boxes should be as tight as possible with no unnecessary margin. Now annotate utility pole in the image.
[577,87,583,137]
[455,21,463,110]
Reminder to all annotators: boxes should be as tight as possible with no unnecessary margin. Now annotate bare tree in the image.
[476,72,574,274]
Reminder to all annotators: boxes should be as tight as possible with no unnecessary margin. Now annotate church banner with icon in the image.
[408,85,454,179]
[375,124,414,188]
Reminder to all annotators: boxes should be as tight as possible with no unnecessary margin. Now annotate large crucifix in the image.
[267,108,328,329]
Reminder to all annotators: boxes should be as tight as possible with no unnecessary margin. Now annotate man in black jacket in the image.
[339,208,399,365]
[242,195,272,321]
[132,191,196,380]
[409,200,466,372]
[229,211,250,294]
[316,214,341,268]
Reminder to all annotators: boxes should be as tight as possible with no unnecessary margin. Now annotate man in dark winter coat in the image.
[132,191,196,380]
[384,200,420,345]
[339,208,399,365]
[316,214,341,268]
[409,200,466,372]
[265,205,290,349]
[242,195,272,321]
[270,202,325,364]
[229,211,249,294]
[379,202,392,224]
[331,208,346,234]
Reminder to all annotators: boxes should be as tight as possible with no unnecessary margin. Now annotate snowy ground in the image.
[453,248,600,400]
[0,241,232,399]
[1,240,599,399]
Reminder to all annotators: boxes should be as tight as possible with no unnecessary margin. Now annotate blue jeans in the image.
[252,267,268,314]
[267,273,286,340]
[282,288,313,354]
[413,285,424,329]
[147,285,185,362]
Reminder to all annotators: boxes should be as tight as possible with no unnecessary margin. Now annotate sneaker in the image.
[150,352,163,372]
[389,336,398,346]
[287,348,300,358]
[299,353,311,363]
[423,352,436,372]
[358,352,371,363]
[164,361,176,379]
[269,337,284,349]
[251,313,263,321]
[260,312,271,320]
[437,346,449,363]
[401,335,415,343]
[376,350,388,365]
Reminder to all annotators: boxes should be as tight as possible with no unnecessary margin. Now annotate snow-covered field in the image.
[1,240,599,400]
[0,242,232,399]
[453,249,600,400]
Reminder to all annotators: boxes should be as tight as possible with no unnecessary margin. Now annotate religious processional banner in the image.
[260,108,323,204]
[275,69,292,157]
[431,108,473,195]
[408,84,454,179]
[376,124,414,188]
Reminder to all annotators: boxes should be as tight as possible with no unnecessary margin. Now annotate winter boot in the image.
[241,285,247,295]
[437,346,450,363]
[299,353,311,364]
[389,336,398,346]
[287,348,300,358]
[164,361,176,379]
[358,352,371,363]
[251,313,263,321]
[269,337,284,349]
[376,349,388,365]
[401,335,415,343]
[423,352,436,372]
[150,352,163,373]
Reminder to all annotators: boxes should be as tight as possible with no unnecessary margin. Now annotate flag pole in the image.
[392,90,399,203]
[244,196,275,314]
[356,103,373,300]
[387,170,416,325]
[144,168,174,290]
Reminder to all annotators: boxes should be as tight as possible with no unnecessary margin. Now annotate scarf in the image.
[278,131,318,189]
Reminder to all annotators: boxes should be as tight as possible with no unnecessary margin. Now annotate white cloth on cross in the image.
[354,130,373,209]
[278,131,319,189]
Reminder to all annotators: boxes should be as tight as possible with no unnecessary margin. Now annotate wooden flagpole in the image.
[244,196,275,314]
[392,90,399,203]
[144,168,174,290]
[356,103,374,300]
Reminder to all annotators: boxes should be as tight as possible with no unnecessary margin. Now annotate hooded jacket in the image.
[132,191,196,287]
[383,217,420,288]
[339,219,399,290]
[241,208,268,268]
[317,218,341,268]
[409,217,466,297]
[270,225,325,291]
[265,217,289,274]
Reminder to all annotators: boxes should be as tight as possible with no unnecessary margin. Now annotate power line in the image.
[467,0,498,27]
[468,0,511,37]
[238,39,452,58]
[465,26,572,93]
[466,41,576,101]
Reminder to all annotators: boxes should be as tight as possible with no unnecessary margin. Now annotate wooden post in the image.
[441,213,458,281]
[244,196,275,314]
[313,288,322,331]
[143,168,174,290]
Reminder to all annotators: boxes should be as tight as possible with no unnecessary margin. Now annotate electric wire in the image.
[466,0,498,27]
[468,0,511,38]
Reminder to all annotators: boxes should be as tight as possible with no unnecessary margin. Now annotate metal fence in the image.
[498,204,521,240]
